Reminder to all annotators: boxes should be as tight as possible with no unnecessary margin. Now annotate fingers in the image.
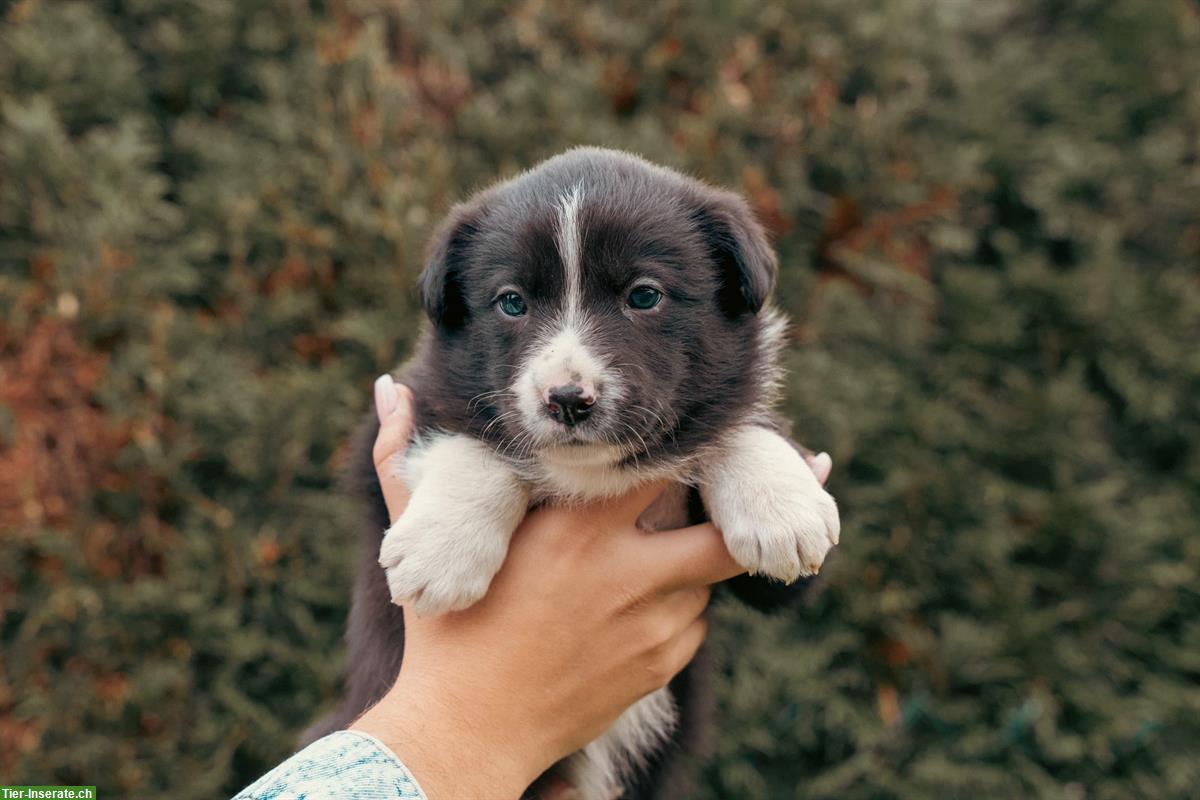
[638,522,746,592]
[661,615,708,683]
[641,592,709,692]
[656,585,711,623]
[372,374,415,523]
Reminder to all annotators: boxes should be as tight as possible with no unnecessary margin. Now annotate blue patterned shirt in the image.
[233,731,428,799]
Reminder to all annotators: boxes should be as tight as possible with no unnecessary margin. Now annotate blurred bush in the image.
[2,1,1198,797]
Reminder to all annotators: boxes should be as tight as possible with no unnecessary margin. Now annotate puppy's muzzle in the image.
[543,383,596,427]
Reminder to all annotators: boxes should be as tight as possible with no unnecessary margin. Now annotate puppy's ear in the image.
[418,202,481,330]
[693,191,777,315]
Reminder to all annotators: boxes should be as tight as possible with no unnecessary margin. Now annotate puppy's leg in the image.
[701,426,840,583]
[379,432,529,617]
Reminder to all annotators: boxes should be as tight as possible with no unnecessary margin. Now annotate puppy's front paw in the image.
[379,503,517,617]
[378,432,529,617]
[703,428,841,583]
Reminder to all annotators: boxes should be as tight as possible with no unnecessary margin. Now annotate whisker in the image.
[467,388,510,412]
[480,409,521,440]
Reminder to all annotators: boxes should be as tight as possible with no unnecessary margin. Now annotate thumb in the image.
[372,374,415,523]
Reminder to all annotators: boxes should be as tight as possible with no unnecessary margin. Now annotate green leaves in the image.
[1,0,1197,797]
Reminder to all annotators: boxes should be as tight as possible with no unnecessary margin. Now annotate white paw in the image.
[703,428,841,583]
[378,433,529,617]
[379,508,502,616]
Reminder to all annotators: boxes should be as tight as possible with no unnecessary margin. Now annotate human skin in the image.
[351,376,832,800]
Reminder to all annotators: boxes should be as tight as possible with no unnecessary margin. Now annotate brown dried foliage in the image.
[0,319,126,532]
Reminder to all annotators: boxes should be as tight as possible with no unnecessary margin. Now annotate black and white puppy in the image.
[307,148,840,799]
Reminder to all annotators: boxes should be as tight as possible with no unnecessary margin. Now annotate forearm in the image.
[350,669,547,800]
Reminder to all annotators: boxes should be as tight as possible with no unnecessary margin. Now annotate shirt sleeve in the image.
[232,730,428,799]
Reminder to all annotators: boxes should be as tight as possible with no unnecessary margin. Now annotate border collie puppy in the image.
[307,148,840,799]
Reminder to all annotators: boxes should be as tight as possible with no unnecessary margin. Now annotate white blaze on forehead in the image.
[538,182,602,391]
[554,183,585,324]
[512,183,626,443]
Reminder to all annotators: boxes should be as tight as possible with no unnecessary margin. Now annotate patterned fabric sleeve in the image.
[232,730,428,799]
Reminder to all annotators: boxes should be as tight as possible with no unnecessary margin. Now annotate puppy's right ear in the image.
[418,202,481,330]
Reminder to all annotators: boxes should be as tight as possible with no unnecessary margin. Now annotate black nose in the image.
[545,384,596,426]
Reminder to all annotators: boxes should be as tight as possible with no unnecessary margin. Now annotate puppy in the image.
[305,148,840,799]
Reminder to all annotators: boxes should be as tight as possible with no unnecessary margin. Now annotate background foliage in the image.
[2,1,1199,797]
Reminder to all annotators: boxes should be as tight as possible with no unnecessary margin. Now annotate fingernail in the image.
[811,452,833,483]
[374,374,398,422]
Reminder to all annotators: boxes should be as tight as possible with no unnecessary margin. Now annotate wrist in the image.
[350,670,547,800]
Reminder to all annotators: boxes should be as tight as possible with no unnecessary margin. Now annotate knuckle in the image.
[574,511,613,543]
[644,614,677,650]
[372,440,399,471]
[540,506,586,538]
[613,585,650,616]
[643,653,675,688]
[534,512,591,560]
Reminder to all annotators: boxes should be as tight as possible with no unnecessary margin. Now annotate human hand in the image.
[352,375,833,800]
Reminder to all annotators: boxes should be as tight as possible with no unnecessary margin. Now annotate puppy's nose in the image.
[544,384,596,426]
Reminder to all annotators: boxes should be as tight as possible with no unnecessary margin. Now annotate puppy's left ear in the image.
[418,201,482,331]
[693,190,777,315]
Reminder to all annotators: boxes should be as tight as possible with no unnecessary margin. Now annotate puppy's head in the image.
[418,148,782,469]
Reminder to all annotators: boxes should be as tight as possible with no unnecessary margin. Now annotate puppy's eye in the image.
[497,292,527,317]
[628,285,662,310]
